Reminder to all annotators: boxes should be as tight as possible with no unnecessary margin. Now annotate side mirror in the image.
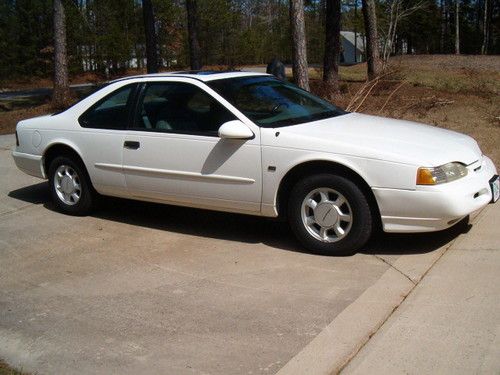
[218,120,254,140]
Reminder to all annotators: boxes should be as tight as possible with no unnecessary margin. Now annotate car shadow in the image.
[8,182,471,256]
[8,181,51,204]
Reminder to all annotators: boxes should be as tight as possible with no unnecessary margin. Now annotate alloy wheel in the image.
[300,187,353,243]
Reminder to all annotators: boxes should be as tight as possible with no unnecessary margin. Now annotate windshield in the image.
[207,76,346,127]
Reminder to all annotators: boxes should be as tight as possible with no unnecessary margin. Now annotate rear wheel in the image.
[288,174,373,255]
[48,155,94,215]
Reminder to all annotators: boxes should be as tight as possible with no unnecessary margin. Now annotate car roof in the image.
[109,71,269,84]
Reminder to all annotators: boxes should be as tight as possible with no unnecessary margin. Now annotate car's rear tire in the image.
[48,155,94,215]
[288,174,373,255]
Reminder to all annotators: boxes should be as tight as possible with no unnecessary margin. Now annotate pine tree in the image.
[142,0,158,73]
[362,0,382,80]
[323,0,341,93]
[53,0,70,108]
[186,0,202,70]
[455,0,460,54]
[290,0,310,90]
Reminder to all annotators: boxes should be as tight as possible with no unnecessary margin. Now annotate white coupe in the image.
[12,72,499,255]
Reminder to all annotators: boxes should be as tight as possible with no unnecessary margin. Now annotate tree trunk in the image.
[445,0,450,51]
[53,0,70,109]
[186,0,202,70]
[361,0,381,80]
[354,0,358,62]
[407,35,413,54]
[320,0,326,25]
[323,0,341,93]
[290,0,310,90]
[455,0,460,54]
[481,0,489,54]
[382,0,396,62]
[142,0,158,73]
[440,0,446,53]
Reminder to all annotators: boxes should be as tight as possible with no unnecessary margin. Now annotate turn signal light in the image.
[416,167,436,185]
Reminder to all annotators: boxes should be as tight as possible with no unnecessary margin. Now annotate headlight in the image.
[416,162,468,185]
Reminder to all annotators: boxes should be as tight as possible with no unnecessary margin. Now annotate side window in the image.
[132,82,236,136]
[79,84,135,130]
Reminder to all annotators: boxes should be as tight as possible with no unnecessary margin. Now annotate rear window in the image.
[78,84,136,130]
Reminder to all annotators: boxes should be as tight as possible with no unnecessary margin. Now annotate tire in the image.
[288,174,373,255]
[48,155,94,215]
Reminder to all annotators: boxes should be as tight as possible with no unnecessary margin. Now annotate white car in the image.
[12,72,499,255]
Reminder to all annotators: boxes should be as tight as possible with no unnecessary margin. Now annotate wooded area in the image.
[0,0,498,85]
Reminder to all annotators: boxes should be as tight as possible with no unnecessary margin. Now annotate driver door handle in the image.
[124,141,140,150]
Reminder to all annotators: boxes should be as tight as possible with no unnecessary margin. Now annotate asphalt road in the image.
[0,133,492,374]
[0,84,99,111]
[0,84,97,101]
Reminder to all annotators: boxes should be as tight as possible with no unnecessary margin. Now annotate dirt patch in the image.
[0,104,53,135]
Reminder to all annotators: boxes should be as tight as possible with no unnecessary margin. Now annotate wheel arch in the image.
[275,159,382,230]
[42,141,88,181]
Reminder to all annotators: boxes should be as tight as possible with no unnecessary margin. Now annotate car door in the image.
[122,79,262,214]
[77,83,137,196]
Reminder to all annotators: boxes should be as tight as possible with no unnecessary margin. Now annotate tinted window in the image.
[79,84,135,129]
[132,82,236,136]
[207,76,346,128]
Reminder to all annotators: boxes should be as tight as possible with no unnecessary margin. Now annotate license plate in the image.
[490,175,500,203]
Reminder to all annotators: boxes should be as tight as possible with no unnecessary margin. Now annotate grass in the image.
[282,64,367,82]
[339,64,367,82]
[322,55,500,93]
[404,68,499,94]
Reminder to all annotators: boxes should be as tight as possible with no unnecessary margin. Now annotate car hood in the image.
[268,113,482,166]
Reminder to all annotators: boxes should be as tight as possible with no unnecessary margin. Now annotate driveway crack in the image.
[372,255,416,285]
[0,204,37,217]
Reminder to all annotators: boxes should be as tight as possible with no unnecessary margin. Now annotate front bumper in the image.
[374,156,497,233]
[12,150,45,179]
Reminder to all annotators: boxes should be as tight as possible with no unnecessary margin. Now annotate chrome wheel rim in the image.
[301,187,353,243]
[54,165,81,206]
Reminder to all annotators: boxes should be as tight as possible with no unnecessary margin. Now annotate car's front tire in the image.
[48,155,94,215]
[288,174,373,255]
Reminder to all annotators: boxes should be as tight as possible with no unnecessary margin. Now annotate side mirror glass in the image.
[218,120,254,140]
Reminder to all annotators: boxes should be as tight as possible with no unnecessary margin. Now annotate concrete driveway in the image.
[0,133,486,374]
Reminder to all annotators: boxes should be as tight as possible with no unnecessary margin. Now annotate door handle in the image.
[124,141,140,150]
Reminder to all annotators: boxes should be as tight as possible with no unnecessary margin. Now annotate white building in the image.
[340,31,366,65]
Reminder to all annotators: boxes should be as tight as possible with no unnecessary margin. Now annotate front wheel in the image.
[288,174,373,255]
